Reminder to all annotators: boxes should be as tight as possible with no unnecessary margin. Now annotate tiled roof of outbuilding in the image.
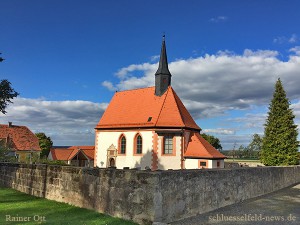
[184,132,226,159]
[50,146,95,160]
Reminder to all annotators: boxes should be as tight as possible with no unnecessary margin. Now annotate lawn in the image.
[0,186,138,225]
[225,158,261,163]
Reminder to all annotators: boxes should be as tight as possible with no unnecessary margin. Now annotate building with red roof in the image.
[0,122,41,162]
[48,146,95,167]
[95,37,225,170]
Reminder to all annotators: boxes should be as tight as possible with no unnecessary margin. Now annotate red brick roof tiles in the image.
[96,86,200,130]
[0,124,41,151]
[50,146,95,161]
[184,132,226,159]
[50,148,74,160]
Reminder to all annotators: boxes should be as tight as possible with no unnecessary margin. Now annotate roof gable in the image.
[0,124,41,151]
[50,148,74,160]
[155,88,200,129]
[184,132,226,159]
[50,146,95,161]
[96,86,200,130]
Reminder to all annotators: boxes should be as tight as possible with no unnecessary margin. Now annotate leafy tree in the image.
[0,140,9,160]
[201,133,223,150]
[248,134,263,152]
[261,79,299,166]
[36,133,53,158]
[0,79,19,114]
[248,134,262,159]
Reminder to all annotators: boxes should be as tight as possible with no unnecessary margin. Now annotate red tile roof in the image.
[50,148,74,160]
[0,124,41,151]
[184,132,226,159]
[50,146,95,161]
[96,86,200,130]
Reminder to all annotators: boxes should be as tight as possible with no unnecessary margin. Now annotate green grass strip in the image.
[0,186,138,225]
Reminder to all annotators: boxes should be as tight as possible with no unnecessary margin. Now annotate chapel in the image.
[94,37,225,170]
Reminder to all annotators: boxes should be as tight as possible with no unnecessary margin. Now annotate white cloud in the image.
[115,63,155,79]
[103,48,300,120]
[289,34,298,43]
[102,81,117,91]
[150,55,160,62]
[273,34,298,44]
[291,100,300,127]
[289,46,300,55]
[202,128,235,135]
[0,98,108,146]
[209,16,228,23]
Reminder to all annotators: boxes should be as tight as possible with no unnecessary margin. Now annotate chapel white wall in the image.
[95,130,153,169]
[156,135,182,170]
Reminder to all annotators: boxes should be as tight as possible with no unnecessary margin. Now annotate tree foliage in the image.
[0,79,19,114]
[221,134,262,159]
[0,140,9,160]
[261,79,299,166]
[248,134,263,152]
[36,133,53,158]
[201,133,222,150]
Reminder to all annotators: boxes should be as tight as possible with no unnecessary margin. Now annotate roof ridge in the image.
[169,87,185,126]
[67,149,77,159]
[79,149,92,160]
[116,86,154,93]
[154,86,171,126]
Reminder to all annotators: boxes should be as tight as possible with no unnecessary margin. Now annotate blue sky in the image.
[1,0,300,149]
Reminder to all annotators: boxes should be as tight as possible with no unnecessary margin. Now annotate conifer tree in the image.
[261,79,299,166]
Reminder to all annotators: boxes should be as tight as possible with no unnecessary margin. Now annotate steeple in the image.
[155,35,172,96]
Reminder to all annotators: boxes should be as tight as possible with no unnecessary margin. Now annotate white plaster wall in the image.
[157,135,182,170]
[211,159,225,168]
[185,159,225,169]
[184,159,199,169]
[95,130,153,169]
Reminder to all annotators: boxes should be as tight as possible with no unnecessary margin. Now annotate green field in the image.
[0,186,137,225]
[225,158,261,163]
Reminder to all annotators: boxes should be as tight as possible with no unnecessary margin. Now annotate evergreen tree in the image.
[261,79,299,166]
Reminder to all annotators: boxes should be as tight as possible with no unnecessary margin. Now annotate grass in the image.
[0,186,138,225]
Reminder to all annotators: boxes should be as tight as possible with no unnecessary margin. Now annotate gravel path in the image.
[170,183,300,225]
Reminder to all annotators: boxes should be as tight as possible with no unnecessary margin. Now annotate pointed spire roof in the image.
[155,35,172,76]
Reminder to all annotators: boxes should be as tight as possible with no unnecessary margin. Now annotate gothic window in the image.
[119,135,126,154]
[135,134,142,154]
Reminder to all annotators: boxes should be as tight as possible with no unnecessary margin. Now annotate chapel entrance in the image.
[109,158,115,167]
[106,144,117,168]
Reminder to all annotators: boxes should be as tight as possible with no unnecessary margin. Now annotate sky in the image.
[1,0,300,150]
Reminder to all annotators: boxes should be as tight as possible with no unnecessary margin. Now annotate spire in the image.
[155,35,172,76]
[155,35,172,96]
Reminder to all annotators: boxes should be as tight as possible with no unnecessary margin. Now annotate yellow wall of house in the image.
[17,151,40,163]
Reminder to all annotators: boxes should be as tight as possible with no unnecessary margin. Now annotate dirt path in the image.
[170,183,300,225]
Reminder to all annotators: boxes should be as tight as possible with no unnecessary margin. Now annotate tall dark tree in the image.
[36,133,53,158]
[261,79,299,166]
[201,133,223,151]
[0,79,19,114]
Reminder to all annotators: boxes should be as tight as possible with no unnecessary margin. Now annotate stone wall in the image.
[0,163,300,224]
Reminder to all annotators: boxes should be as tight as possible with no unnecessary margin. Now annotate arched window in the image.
[135,135,142,154]
[119,135,126,154]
